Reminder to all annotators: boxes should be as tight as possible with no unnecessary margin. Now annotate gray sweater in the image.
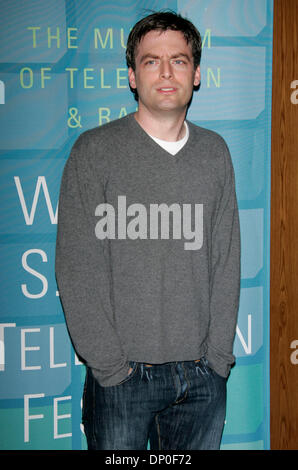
[55,113,240,387]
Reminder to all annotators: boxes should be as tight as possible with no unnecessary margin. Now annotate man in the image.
[55,11,240,450]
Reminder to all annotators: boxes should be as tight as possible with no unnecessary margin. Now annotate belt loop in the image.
[140,363,144,379]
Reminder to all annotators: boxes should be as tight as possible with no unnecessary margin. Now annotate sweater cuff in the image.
[205,344,235,378]
[90,362,131,387]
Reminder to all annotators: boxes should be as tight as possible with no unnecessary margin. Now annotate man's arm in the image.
[55,133,130,387]
[206,142,241,378]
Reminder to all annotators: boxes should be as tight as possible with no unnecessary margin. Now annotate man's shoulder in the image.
[187,120,228,150]
[75,114,133,146]
[64,114,138,176]
[67,114,134,169]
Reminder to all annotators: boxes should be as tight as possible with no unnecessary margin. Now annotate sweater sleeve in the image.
[205,142,241,378]
[55,133,130,386]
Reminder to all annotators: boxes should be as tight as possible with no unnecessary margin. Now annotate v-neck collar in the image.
[126,113,194,161]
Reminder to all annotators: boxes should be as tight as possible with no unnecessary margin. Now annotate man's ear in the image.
[128,67,137,89]
[193,66,201,87]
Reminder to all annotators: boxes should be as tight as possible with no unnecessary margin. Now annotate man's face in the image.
[128,29,201,117]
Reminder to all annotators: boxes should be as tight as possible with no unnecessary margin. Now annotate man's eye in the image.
[173,59,185,65]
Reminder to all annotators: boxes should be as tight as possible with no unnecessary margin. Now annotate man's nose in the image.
[160,61,173,79]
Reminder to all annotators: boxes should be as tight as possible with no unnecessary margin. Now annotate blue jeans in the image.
[82,358,227,450]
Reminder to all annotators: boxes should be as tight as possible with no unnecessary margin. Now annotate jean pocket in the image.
[194,356,212,377]
[115,361,138,386]
[197,357,226,381]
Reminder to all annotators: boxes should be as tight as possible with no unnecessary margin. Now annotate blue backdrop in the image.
[0,0,273,450]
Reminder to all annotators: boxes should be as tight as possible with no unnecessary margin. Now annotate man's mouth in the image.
[157,87,177,93]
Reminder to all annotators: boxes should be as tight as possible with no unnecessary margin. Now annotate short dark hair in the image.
[126,11,202,71]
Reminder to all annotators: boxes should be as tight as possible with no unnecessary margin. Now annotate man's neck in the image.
[134,108,187,142]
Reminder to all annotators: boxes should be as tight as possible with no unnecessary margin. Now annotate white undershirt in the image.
[148,122,189,155]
